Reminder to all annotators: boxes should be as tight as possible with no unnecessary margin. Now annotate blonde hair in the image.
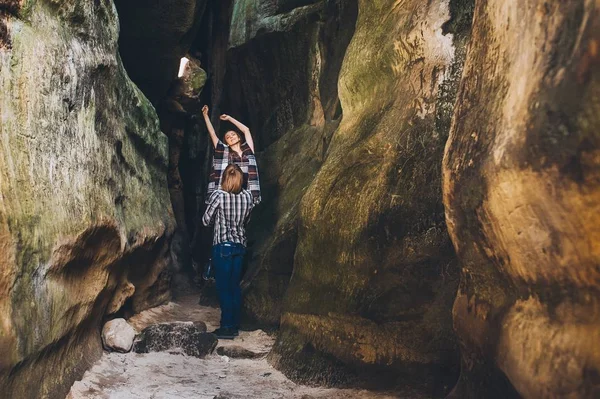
[221,164,243,194]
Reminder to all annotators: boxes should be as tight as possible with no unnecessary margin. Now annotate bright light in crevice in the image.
[178,57,190,77]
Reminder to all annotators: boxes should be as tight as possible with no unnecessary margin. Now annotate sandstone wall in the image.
[443,1,600,398]
[269,0,471,392]
[0,1,174,397]
[221,0,359,326]
[214,0,473,393]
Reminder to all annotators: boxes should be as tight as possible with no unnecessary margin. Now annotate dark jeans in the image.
[212,242,245,329]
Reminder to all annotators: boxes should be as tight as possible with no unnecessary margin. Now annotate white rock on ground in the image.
[102,318,137,353]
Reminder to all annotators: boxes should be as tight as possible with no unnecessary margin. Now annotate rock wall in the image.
[209,0,472,393]
[218,0,358,326]
[443,1,600,398]
[114,0,209,283]
[6,0,590,397]
[268,0,472,392]
[0,1,174,397]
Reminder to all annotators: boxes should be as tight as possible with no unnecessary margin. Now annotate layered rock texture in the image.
[443,1,600,398]
[212,0,600,396]
[208,0,473,393]
[1,0,599,397]
[269,0,468,391]
[0,1,174,397]
[226,0,360,326]
[115,0,209,280]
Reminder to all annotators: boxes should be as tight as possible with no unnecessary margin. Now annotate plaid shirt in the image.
[202,189,255,246]
[207,140,261,204]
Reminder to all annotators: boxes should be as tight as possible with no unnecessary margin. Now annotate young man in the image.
[202,164,255,339]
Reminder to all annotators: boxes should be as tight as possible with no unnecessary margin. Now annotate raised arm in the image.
[221,114,254,153]
[202,105,218,148]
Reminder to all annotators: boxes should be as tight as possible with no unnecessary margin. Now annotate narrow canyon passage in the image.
[0,1,599,399]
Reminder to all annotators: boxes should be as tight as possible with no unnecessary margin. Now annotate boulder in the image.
[133,322,217,358]
[102,319,137,353]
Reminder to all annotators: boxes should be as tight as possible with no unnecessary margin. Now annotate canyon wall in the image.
[0,0,174,397]
[269,0,470,392]
[1,0,598,397]
[222,0,359,326]
[217,0,474,393]
[443,1,600,397]
[223,0,600,396]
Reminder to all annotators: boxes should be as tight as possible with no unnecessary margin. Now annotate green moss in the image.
[17,0,36,20]
[189,68,207,93]
[0,0,173,394]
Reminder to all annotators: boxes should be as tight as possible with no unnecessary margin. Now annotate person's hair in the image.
[221,164,243,194]
[224,129,242,142]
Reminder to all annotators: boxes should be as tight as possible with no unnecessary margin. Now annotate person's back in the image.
[202,164,255,339]
[203,189,253,246]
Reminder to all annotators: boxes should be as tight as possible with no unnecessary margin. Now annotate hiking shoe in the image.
[211,327,236,340]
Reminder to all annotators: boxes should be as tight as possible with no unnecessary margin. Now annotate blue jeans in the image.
[212,242,245,329]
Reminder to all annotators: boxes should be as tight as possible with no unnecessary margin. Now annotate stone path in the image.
[67,296,416,399]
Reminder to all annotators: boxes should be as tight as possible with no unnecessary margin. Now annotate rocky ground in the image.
[67,296,418,399]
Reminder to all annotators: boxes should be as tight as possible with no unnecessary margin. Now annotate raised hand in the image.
[220,114,230,121]
[202,105,218,148]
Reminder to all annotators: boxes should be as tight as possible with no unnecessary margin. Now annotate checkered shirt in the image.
[206,140,261,205]
[202,189,255,246]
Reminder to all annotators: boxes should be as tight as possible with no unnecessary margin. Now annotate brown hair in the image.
[221,164,243,194]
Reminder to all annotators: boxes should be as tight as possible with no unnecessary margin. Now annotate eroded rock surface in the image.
[443,1,600,398]
[0,1,174,397]
[214,0,473,392]
[221,0,359,326]
[217,345,265,359]
[133,322,217,358]
[68,299,408,399]
[3,0,598,397]
[102,318,137,353]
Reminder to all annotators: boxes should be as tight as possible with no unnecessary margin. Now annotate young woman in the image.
[202,105,261,205]
[202,164,255,339]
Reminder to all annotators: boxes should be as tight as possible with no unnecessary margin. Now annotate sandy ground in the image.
[67,296,415,399]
